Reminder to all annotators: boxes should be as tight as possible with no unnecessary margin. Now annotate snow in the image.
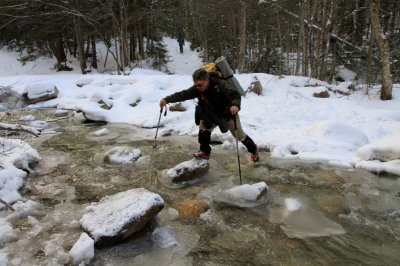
[0,218,17,248]
[0,35,400,262]
[69,233,95,265]
[0,139,40,204]
[80,188,164,241]
[357,134,400,161]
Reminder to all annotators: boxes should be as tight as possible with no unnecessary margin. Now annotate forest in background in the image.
[0,0,399,100]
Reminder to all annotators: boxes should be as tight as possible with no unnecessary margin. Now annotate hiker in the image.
[159,69,259,162]
[177,32,184,53]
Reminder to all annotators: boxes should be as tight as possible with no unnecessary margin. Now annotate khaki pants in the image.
[199,114,247,141]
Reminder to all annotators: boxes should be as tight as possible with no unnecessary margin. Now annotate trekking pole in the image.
[149,107,167,182]
[233,115,243,185]
[153,107,165,148]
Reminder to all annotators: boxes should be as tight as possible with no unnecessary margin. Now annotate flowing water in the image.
[3,109,400,265]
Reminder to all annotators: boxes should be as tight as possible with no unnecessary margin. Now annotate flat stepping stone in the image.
[80,188,164,246]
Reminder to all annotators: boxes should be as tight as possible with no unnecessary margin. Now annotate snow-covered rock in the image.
[23,81,59,104]
[103,146,141,164]
[93,128,109,137]
[162,159,209,183]
[54,109,69,117]
[357,134,400,162]
[224,182,269,201]
[69,233,94,265]
[30,120,48,129]
[80,188,164,246]
[19,115,35,121]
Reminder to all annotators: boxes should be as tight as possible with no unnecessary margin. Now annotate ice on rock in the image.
[151,227,179,248]
[69,233,95,265]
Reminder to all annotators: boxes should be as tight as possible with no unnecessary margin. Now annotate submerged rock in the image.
[80,188,164,247]
[174,199,209,220]
[162,159,209,183]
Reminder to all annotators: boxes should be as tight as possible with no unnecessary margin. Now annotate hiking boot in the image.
[194,151,210,160]
[251,149,259,162]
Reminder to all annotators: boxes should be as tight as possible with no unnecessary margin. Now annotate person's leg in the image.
[195,121,216,159]
[228,115,259,162]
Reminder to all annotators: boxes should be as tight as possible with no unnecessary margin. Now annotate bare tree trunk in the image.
[237,0,247,73]
[91,36,97,69]
[370,0,393,100]
[300,0,309,76]
[72,0,86,74]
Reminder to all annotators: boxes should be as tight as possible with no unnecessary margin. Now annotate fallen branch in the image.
[0,122,42,137]
[0,198,15,211]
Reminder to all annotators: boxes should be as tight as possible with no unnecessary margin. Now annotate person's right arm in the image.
[160,86,198,108]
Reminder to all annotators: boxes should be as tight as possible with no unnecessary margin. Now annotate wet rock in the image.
[30,120,48,129]
[174,199,209,220]
[162,159,209,183]
[98,100,112,110]
[80,188,164,247]
[103,146,141,164]
[316,194,346,214]
[54,109,69,117]
[169,103,186,112]
[23,81,59,104]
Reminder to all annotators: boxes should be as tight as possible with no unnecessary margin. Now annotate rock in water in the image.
[80,188,164,246]
[163,159,209,183]
[225,182,268,201]
[214,182,269,208]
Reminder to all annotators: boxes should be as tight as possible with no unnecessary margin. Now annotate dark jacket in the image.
[164,77,241,132]
[164,77,241,115]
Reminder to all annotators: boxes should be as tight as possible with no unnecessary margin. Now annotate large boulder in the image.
[80,188,164,247]
[23,81,59,104]
[162,159,209,183]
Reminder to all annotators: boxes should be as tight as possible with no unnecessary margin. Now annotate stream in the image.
[3,109,400,265]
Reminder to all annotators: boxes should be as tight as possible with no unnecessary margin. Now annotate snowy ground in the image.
[1,35,400,264]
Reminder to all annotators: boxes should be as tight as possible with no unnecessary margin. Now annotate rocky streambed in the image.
[1,108,399,265]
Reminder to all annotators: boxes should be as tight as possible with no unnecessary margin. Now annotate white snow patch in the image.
[69,233,95,265]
